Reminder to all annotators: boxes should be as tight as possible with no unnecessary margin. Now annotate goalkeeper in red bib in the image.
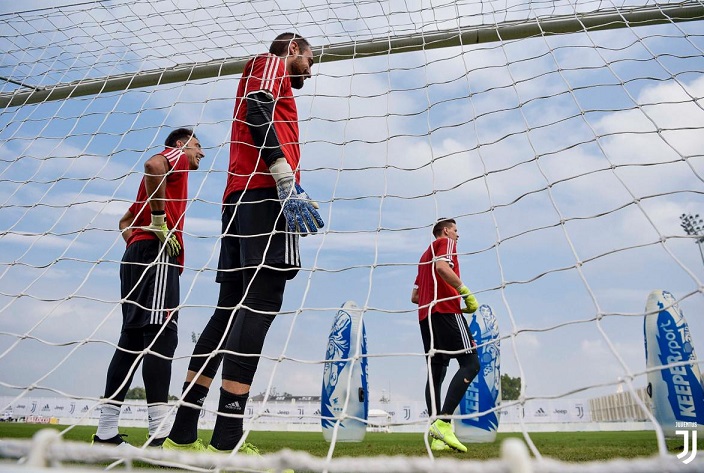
[163,33,323,456]
[92,128,204,448]
[411,218,480,453]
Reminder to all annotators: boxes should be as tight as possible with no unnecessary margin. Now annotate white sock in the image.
[96,404,121,440]
[148,404,172,439]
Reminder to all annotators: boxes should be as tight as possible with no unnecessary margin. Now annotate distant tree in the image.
[191,331,201,343]
[501,374,521,401]
[125,387,146,400]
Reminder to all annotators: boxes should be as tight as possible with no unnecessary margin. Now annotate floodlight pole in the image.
[680,213,704,267]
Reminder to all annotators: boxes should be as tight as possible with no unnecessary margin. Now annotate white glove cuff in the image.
[151,212,166,226]
[269,158,294,184]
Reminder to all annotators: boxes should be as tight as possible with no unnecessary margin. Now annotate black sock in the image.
[168,382,209,444]
[149,436,166,447]
[209,388,248,451]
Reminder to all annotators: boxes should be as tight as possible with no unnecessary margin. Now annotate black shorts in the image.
[120,239,179,330]
[216,188,300,282]
[420,312,475,366]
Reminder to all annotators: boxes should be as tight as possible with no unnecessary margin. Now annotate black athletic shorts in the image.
[420,312,475,366]
[216,188,300,282]
[120,239,179,330]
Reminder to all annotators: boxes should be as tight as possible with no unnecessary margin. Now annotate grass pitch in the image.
[0,423,686,463]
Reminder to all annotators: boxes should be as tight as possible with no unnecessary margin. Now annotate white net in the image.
[1,0,704,471]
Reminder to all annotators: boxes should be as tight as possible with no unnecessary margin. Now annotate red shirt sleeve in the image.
[431,238,449,262]
[244,54,285,100]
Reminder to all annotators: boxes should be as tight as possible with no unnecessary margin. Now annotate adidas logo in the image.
[224,401,242,411]
[197,397,206,406]
[535,407,547,416]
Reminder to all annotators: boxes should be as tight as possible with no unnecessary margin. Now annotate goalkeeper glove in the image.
[142,211,181,257]
[270,158,325,235]
[457,285,479,314]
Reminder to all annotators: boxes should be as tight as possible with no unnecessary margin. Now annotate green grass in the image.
[0,423,686,463]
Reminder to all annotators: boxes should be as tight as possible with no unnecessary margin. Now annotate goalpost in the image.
[1,0,703,471]
[1,2,702,107]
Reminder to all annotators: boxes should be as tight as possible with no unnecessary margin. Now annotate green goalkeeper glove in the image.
[143,211,181,257]
[457,285,479,314]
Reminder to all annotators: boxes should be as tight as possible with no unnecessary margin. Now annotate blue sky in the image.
[1,0,703,412]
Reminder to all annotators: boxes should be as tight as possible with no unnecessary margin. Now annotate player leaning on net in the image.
[92,128,204,448]
[411,218,480,453]
[162,33,323,457]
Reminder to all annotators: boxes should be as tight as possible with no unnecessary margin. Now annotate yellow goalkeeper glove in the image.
[142,211,181,257]
[457,285,478,314]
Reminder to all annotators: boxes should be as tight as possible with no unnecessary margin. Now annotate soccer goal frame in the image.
[1,2,702,108]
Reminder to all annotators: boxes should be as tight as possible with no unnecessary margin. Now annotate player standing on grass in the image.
[163,32,323,456]
[411,218,480,452]
[92,128,204,448]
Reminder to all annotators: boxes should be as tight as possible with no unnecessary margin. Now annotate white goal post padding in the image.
[1,0,704,471]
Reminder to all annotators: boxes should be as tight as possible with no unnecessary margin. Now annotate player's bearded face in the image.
[290,50,313,89]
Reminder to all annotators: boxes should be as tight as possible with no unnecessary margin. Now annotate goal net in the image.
[1,0,703,471]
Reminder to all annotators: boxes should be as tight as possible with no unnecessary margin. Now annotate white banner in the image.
[521,400,590,423]
[0,396,591,426]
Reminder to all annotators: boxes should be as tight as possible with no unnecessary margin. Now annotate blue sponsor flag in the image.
[645,290,704,436]
[321,301,368,442]
[456,304,501,442]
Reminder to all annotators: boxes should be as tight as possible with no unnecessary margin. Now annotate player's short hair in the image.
[432,218,456,237]
[165,128,196,148]
[270,32,311,56]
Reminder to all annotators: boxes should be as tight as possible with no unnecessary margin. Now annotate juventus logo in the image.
[676,430,697,464]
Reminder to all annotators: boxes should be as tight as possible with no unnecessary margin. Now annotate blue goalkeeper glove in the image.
[270,158,325,235]
[457,285,479,314]
[142,211,181,257]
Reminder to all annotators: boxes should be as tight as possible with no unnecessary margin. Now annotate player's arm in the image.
[141,153,181,256]
[245,91,285,167]
[246,91,324,234]
[411,287,419,304]
[435,259,478,313]
[118,209,135,243]
[435,259,461,288]
[143,153,170,213]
